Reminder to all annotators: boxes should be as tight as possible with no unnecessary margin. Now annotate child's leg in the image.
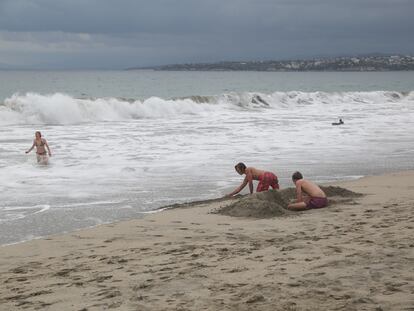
[256,181,269,192]
[287,201,308,210]
[270,181,279,189]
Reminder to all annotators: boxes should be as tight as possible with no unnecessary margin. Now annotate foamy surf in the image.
[0,204,50,222]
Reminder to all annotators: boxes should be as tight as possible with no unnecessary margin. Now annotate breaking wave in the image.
[0,91,413,125]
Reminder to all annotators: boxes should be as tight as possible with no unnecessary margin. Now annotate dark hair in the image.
[292,171,303,181]
[235,162,246,172]
[35,131,42,137]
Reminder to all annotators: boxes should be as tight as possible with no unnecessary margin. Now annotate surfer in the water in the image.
[226,162,279,197]
[332,118,344,125]
[25,131,52,164]
[288,171,328,210]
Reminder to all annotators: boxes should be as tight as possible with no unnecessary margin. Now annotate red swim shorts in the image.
[256,172,279,192]
[307,197,328,209]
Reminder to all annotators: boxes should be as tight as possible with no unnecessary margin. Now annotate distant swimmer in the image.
[332,118,344,126]
[288,171,327,210]
[226,162,279,197]
[25,131,52,164]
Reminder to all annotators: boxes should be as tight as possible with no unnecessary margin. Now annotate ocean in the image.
[1,70,413,245]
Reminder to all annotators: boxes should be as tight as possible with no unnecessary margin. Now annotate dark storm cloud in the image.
[0,0,413,69]
[0,0,412,34]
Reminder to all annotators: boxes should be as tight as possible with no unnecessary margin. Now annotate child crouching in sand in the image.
[226,162,279,197]
[288,171,328,210]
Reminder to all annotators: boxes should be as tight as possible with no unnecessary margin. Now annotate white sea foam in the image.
[0,92,220,124]
[3,204,50,211]
[1,91,412,125]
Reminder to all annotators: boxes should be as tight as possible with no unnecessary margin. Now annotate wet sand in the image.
[0,171,413,310]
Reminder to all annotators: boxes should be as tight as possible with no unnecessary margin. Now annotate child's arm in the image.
[44,139,52,156]
[246,170,254,194]
[287,182,307,210]
[295,182,303,203]
[26,141,35,154]
[227,176,248,197]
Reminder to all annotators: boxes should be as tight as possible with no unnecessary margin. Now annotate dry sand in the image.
[0,171,413,310]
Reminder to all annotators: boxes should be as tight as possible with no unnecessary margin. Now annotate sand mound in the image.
[320,186,363,198]
[217,190,291,218]
[217,186,362,218]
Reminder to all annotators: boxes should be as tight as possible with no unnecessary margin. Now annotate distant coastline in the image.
[127,54,414,72]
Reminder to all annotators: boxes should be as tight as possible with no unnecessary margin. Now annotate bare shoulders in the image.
[246,167,260,174]
[299,179,312,188]
[300,179,326,197]
[246,167,265,179]
[34,138,47,145]
[296,179,305,186]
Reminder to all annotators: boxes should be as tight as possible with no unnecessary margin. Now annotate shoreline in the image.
[0,173,362,248]
[1,170,413,310]
[0,194,235,248]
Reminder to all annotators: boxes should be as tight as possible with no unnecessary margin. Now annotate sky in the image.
[0,0,413,69]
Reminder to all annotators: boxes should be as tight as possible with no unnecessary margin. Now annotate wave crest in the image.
[0,92,220,125]
[0,91,412,125]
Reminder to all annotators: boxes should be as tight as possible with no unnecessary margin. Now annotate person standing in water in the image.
[25,131,52,164]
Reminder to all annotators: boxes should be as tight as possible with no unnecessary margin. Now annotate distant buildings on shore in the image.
[130,55,414,71]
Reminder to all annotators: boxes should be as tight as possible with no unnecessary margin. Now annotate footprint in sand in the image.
[9,266,29,274]
[263,229,280,233]
[54,268,78,277]
[4,277,28,283]
[103,237,124,243]
[326,245,343,253]
[246,294,265,304]
[280,246,297,252]
[93,288,122,299]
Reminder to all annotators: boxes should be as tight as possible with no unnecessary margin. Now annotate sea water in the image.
[1,71,413,245]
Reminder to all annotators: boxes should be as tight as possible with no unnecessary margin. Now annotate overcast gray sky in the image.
[0,0,413,69]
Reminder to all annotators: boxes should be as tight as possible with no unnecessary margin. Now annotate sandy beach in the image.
[0,171,413,310]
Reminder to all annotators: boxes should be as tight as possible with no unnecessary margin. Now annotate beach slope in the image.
[0,171,413,310]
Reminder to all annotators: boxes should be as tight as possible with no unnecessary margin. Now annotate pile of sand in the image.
[216,186,362,218]
[320,185,363,198]
[216,190,291,218]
